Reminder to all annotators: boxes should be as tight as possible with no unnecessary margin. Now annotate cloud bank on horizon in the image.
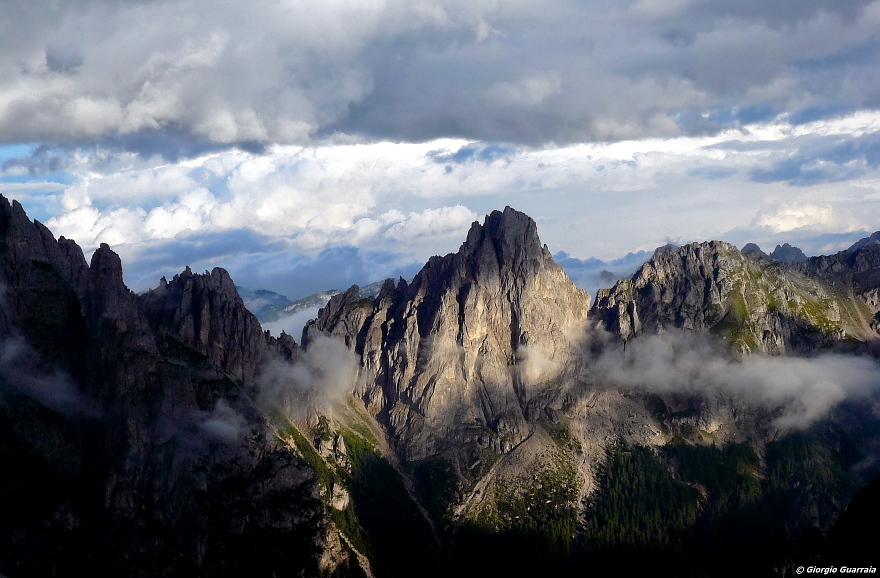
[2,0,880,299]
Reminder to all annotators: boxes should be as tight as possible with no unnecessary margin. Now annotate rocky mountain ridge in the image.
[2,195,879,577]
[592,239,880,355]
[141,267,299,384]
[0,196,340,576]
[302,207,880,575]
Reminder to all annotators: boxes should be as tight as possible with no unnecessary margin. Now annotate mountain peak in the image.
[592,238,877,354]
[741,242,768,258]
[140,265,296,383]
[770,242,807,263]
[90,243,124,283]
[848,230,880,253]
[456,207,553,290]
[485,206,538,240]
[306,207,590,459]
[463,206,547,260]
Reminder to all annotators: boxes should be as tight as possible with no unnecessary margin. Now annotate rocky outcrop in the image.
[797,242,880,333]
[305,207,591,460]
[801,242,880,295]
[591,241,878,355]
[0,198,92,373]
[0,195,325,576]
[139,266,298,387]
[741,242,768,258]
[770,242,807,263]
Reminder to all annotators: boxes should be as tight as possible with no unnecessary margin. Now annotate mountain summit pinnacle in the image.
[305,207,591,459]
[461,206,551,265]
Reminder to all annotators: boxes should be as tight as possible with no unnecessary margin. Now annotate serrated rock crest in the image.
[305,207,591,459]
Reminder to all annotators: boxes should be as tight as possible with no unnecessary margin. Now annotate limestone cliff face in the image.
[305,207,591,459]
[591,241,879,355]
[0,195,325,576]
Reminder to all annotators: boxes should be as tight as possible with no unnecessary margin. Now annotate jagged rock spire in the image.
[305,207,591,459]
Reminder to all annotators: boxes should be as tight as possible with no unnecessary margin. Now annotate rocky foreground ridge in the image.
[2,197,880,577]
[0,196,334,576]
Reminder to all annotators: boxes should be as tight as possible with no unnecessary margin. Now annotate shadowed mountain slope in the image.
[0,196,327,576]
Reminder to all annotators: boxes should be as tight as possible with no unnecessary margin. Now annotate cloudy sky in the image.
[3,0,880,301]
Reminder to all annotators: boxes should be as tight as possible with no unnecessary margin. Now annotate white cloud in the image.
[258,335,359,420]
[1,109,872,297]
[385,206,478,241]
[261,307,322,343]
[753,204,836,233]
[586,329,880,429]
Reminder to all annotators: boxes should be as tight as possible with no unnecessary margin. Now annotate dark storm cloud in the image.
[91,130,266,162]
[1,0,879,148]
[303,0,880,143]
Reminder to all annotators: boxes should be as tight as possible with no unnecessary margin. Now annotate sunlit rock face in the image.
[591,240,880,355]
[306,207,592,460]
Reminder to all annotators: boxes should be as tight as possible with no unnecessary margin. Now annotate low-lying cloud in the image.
[258,336,358,422]
[197,400,247,445]
[0,335,99,418]
[583,329,880,429]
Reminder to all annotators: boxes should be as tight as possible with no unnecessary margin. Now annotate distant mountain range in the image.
[237,281,388,324]
[2,195,879,576]
[241,234,868,334]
